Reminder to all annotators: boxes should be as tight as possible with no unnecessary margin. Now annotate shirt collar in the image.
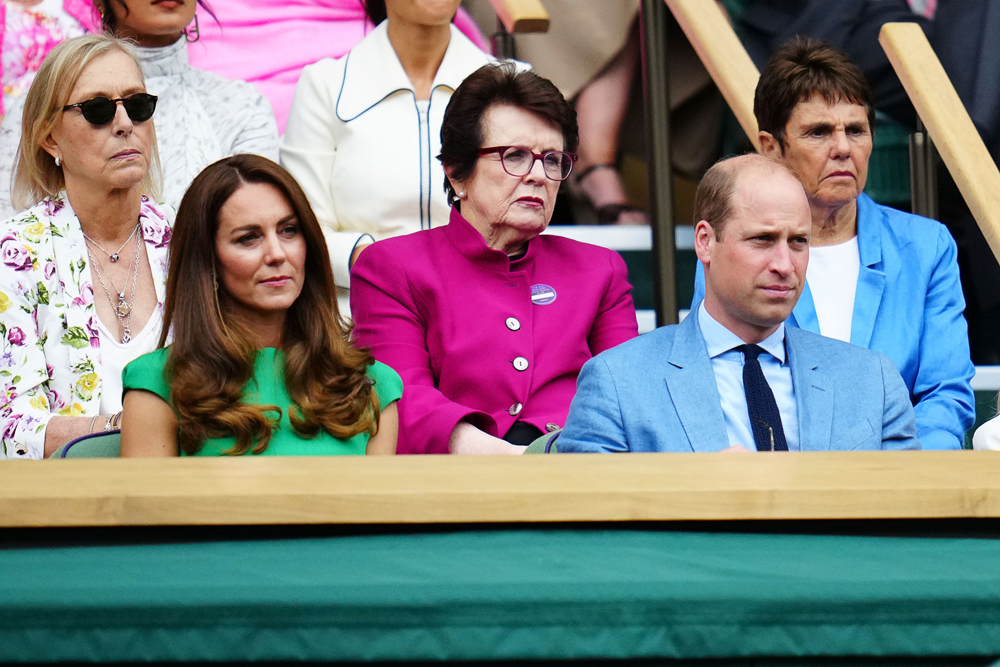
[698,303,786,363]
[336,21,491,121]
[134,36,188,80]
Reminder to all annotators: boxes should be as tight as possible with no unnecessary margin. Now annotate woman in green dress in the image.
[120,154,399,456]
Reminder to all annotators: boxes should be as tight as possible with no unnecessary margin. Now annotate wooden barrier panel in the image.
[3,452,1000,527]
[880,23,1000,262]
[664,0,760,150]
[488,0,549,34]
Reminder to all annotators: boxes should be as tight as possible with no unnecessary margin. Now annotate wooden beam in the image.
[4,452,1000,527]
[489,0,549,34]
[880,22,1000,261]
[664,0,760,150]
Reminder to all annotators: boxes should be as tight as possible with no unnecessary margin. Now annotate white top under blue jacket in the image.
[692,193,975,450]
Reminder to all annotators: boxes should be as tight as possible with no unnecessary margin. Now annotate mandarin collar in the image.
[444,207,534,272]
[134,36,188,80]
[336,21,489,121]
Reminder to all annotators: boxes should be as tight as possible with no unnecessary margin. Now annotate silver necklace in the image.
[83,223,139,263]
[87,227,142,343]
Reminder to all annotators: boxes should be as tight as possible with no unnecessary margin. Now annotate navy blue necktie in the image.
[735,344,788,451]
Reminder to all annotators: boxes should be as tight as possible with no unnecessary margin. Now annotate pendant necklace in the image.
[83,222,139,263]
[86,226,143,343]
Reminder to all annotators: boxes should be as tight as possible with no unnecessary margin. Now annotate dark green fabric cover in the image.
[3,529,1000,662]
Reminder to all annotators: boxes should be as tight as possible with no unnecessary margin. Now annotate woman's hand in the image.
[448,421,524,455]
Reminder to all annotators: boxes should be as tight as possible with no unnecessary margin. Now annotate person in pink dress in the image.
[186,0,488,132]
[350,64,639,455]
[0,0,100,118]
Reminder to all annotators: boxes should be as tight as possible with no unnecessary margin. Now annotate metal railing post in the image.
[910,117,939,219]
[641,0,676,326]
[493,19,517,60]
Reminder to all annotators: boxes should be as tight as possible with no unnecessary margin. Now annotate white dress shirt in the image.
[0,36,279,218]
[698,305,800,451]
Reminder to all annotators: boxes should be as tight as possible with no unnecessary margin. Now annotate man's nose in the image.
[769,242,794,276]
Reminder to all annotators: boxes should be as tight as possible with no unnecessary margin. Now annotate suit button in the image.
[509,402,523,416]
[512,356,529,371]
[505,317,520,331]
[546,423,560,432]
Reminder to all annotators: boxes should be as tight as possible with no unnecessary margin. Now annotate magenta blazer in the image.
[350,208,639,454]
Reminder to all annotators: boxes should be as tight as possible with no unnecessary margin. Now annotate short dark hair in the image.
[694,154,798,239]
[754,36,875,148]
[438,62,579,208]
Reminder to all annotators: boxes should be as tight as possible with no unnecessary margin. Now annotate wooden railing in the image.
[4,452,1000,527]
[664,0,760,150]
[880,23,1000,263]
[489,0,549,34]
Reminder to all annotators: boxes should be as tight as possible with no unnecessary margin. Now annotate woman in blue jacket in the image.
[693,37,974,450]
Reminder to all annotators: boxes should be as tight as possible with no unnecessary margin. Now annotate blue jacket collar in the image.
[791,193,887,347]
[856,193,883,267]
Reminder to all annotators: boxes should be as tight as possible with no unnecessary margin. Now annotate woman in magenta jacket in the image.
[350,63,638,455]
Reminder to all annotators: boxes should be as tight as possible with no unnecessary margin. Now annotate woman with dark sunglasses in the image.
[350,63,638,455]
[0,34,172,459]
[0,0,279,219]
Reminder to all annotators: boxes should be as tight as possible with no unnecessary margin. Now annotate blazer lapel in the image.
[851,194,887,348]
[138,198,171,307]
[665,313,729,452]
[790,282,820,333]
[47,195,103,413]
[787,328,833,450]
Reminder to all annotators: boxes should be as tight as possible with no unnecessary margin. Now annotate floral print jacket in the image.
[0,192,172,459]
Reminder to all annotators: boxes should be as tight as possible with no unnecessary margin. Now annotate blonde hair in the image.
[11,34,162,211]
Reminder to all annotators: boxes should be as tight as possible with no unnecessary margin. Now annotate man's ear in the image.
[758,131,782,157]
[694,219,715,265]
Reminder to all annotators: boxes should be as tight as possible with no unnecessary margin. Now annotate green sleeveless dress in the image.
[122,347,402,456]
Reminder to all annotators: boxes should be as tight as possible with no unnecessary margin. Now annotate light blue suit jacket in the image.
[558,309,920,453]
[692,194,975,450]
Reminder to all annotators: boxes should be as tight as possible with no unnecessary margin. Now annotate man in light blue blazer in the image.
[559,154,919,453]
[692,38,974,450]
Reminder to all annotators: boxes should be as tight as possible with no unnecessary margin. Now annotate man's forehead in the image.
[730,168,809,225]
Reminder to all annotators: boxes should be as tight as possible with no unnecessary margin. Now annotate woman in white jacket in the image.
[280,0,497,292]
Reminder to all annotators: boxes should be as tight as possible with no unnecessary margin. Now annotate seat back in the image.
[53,431,121,458]
[523,429,560,454]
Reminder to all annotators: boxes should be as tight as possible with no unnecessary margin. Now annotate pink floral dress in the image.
[0,0,100,115]
[0,191,173,459]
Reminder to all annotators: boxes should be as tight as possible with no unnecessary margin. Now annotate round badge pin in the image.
[530,284,557,305]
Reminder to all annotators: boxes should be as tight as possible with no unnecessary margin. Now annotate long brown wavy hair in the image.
[160,154,380,455]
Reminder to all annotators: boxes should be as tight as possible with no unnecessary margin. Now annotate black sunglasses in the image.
[62,93,158,127]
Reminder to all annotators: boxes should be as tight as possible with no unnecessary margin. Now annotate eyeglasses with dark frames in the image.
[62,93,158,127]
[477,145,579,181]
